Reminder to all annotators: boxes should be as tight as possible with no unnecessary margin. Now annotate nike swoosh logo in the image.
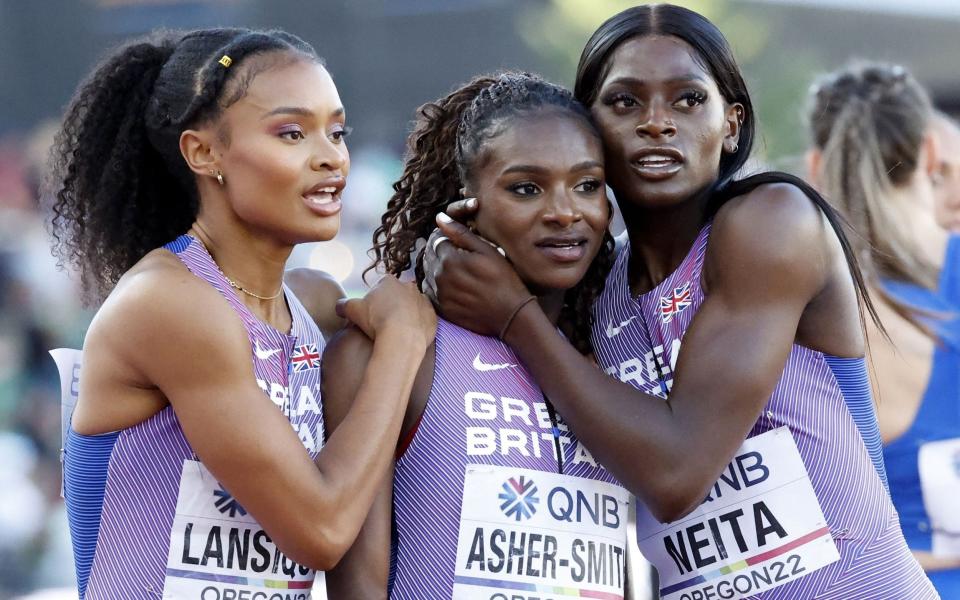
[606,316,637,338]
[473,353,517,372]
[254,340,281,361]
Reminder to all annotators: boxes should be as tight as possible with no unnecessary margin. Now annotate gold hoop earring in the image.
[216,171,225,186]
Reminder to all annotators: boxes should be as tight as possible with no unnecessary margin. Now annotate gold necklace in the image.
[222,274,284,301]
[190,226,284,301]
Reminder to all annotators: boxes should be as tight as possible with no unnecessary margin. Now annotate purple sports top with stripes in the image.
[63,235,326,599]
[390,319,627,599]
[591,223,938,599]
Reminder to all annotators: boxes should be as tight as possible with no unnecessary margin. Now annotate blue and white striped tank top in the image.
[63,235,326,599]
[591,222,937,599]
[390,319,627,599]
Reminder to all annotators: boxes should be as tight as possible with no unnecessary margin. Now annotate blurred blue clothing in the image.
[882,235,960,597]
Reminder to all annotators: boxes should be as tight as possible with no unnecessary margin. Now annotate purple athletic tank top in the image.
[390,319,628,599]
[64,235,326,599]
[591,223,937,599]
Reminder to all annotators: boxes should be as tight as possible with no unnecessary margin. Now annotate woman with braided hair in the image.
[807,62,960,597]
[321,72,628,598]
[48,28,435,599]
[413,5,938,599]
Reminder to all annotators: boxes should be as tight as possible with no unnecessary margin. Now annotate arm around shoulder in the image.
[91,263,426,571]
[500,183,836,521]
[640,183,835,517]
[106,268,368,569]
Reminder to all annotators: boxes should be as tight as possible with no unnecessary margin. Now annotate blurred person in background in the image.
[46,27,434,599]
[931,112,960,233]
[807,62,960,597]
[0,122,84,596]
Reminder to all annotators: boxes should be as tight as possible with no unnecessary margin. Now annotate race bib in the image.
[636,427,839,600]
[163,459,323,599]
[51,347,83,498]
[50,348,83,451]
[918,437,960,558]
[453,464,630,600]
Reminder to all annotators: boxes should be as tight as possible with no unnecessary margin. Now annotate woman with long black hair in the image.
[412,5,937,599]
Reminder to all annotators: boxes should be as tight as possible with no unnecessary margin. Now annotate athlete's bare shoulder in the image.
[95,247,237,339]
[75,247,251,433]
[285,267,346,340]
[713,182,828,246]
[84,249,246,370]
[708,181,862,355]
[707,182,834,284]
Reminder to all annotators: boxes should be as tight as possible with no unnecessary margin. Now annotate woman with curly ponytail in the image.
[50,28,435,599]
[322,72,626,598]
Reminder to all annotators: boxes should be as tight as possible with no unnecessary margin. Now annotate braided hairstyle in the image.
[369,72,614,355]
[47,28,319,302]
[808,63,935,334]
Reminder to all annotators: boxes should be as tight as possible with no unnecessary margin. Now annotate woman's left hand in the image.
[425,207,533,338]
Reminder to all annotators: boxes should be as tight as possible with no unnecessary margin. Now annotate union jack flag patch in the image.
[660,281,692,324]
[292,343,321,372]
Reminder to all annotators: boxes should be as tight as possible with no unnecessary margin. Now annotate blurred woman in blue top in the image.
[807,62,960,597]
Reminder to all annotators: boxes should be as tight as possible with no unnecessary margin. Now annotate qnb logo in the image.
[498,475,539,521]
[213,484,247,518]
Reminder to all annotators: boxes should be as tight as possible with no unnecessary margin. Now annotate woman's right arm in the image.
[321,326,395,599]
[82,268,434,571]
[428,185,837,522]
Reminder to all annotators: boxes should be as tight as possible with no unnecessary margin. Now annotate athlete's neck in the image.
[536,291,566,325]
[189,217,293,328]
[621,189,708,296]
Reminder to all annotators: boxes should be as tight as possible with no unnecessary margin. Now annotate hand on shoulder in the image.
[336,274,437,348]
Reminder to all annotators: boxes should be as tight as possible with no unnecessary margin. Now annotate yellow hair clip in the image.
[218,55,232,68]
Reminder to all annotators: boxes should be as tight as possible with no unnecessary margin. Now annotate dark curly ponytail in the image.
[369,72,614,355]
[47,28,319,302]
[369,74,497,283]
